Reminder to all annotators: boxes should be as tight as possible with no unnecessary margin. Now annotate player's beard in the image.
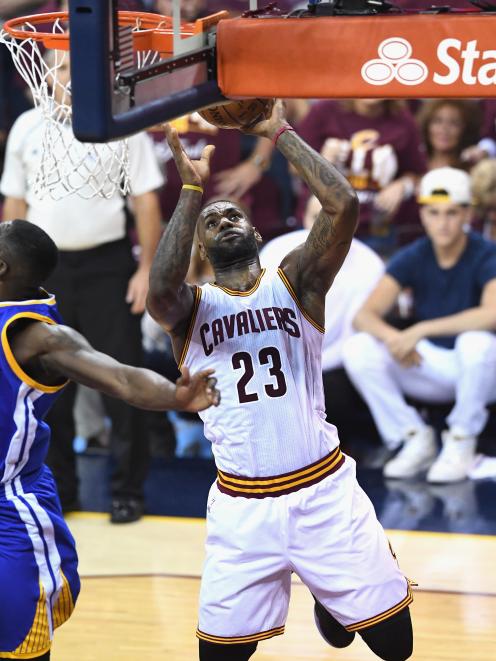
[207,232,259,269]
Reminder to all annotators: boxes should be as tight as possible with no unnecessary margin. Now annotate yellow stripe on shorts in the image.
[196,625,285,644]
[217,447,344,497]
[344,584,414,632]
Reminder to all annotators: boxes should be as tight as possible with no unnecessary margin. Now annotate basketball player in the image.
[0,219,219,661]
[147,102,413,661]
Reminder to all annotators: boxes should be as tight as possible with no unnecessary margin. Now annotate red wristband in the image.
[272,125,295,146]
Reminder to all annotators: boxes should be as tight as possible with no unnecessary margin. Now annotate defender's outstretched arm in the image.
[11,322,220,412]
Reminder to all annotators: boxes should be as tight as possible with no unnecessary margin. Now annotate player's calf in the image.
[199,640,257,660]
[313,597,355,648]
[359,606,413,661]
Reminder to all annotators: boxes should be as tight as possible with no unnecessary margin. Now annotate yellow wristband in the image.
[182,184,203,193]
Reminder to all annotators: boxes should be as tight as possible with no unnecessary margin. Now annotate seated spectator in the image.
[461,100,496,165]
[343,167,496,483]
[260,195,384,446]
[297,99,426,255]
[471,158,496,241]
[417,99,481,171]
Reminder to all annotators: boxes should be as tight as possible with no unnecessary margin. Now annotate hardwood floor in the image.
[51,514,496,660]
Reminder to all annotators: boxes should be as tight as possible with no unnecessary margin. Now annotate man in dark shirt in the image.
[343,167,496,483]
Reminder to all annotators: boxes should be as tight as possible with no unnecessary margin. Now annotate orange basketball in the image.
[198,98,275,129]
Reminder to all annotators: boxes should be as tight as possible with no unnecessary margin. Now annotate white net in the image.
[0,17,131,200]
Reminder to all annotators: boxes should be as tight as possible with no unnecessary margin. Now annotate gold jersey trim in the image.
[1,312,68,393]
[196,625,285,644]
[0,293,56,309]
[344,584,414,632]
[217,447,344,498]
[209,269,266,296]
[178,286,202,369]
[277,268,325,334]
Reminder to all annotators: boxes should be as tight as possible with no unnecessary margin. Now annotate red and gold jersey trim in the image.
[217,447,344,498]
[196,625,285,644]
[1,312,68,393]
[177,286,202,369]
[209,269,266,296]
[344,584,414,632]
[277,268,325,334]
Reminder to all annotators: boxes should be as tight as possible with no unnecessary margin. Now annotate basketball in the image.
[198,98,275,129]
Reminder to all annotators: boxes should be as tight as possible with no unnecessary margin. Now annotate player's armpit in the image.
[279,201,357,328]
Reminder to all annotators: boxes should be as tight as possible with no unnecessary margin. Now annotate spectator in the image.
[343,167,496,483]
[260,194,384,446]
[0,51,164,523]
[297,99,426,255]
[471,159,496,241]
[417,99,481,171]
[460,100,496,165]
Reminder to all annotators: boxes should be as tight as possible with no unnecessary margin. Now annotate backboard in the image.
[68,0,227,142]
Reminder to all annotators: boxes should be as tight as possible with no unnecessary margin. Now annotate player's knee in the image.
[342,332,383,374]
[359,606,413,661]
[199,639,257,660]
[313,599,355,648]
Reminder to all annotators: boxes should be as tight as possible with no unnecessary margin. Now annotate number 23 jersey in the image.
[180,268,340,477]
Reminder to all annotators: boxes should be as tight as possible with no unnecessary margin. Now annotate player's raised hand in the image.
[163,123,215,188]
[240,99,287,140]
[174,366,220,412]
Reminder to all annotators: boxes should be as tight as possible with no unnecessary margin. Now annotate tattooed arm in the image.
[245,101,358,327]
[147,125,215,338]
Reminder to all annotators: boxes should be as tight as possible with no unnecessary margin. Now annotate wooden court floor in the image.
[52,514,496,660]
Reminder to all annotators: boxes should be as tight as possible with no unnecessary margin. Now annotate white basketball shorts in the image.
[196,450,413,645]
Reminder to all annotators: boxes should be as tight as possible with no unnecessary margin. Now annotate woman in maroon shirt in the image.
[418,99,481,171]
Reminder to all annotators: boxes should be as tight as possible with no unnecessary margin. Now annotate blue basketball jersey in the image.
[0,293,67,485]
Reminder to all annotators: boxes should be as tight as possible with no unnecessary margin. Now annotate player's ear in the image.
[198,241,207,261]
[254,227,263,244]
[0,259,8,279]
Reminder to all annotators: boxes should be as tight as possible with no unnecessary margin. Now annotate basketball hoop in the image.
[0,11,200,200]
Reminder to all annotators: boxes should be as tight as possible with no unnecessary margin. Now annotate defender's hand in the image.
[240,100,287,140]
[174,366,220,412]
[163,123,215,188]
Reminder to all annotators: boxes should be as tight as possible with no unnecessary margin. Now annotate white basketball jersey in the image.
[180,268,340,477]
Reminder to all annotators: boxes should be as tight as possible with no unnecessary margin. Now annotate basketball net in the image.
[0,16,157,201]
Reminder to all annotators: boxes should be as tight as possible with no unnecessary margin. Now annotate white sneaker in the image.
[468,454,496,481]
[383,427,437,479]
[426,428,476,484]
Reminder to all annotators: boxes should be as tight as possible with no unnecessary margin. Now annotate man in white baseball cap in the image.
[418,166,472,206]
[343,167,496,483]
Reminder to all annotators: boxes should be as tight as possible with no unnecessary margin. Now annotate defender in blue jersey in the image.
[0,220,220,660]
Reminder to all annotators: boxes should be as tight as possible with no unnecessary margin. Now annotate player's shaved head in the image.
[196,200,261,268]
[0,220,58,287]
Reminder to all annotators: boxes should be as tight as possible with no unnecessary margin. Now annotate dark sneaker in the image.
[110,498,143,524]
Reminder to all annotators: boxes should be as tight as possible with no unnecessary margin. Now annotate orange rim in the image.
[3,10,228,51]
